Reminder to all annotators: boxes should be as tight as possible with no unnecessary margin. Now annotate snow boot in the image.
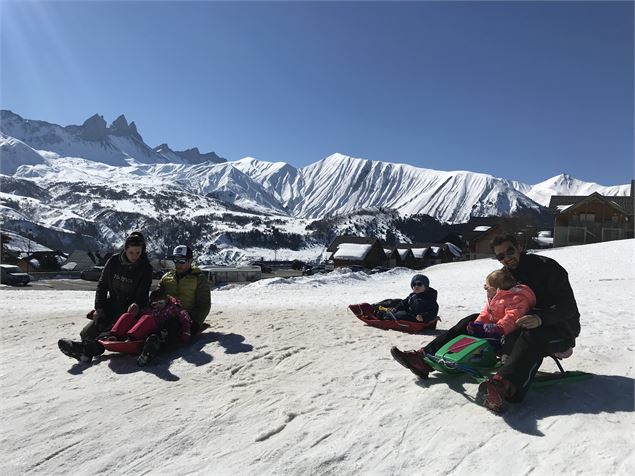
[390,346,433,379]
[58,338,92,363]
[137,334,160,366]
[477,374,514,414]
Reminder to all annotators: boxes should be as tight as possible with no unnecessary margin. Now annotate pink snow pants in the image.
[110,312,159,341]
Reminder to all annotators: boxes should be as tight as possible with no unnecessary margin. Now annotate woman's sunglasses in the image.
[151,299,166,307]
[412,282,425,287]
[495,247,516,261]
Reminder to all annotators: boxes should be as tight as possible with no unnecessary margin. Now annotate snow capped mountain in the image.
[524,173,631,206]
[153,143,226,165]
[294,153,541,222]
[0,110,221,167]
[0,133,46,175]
[1,110,631,259]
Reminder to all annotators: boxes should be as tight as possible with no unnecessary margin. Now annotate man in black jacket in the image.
[391,233,580,413]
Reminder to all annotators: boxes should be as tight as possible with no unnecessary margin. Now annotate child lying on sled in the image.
[467,268,536,357]
[103,288,192,345]
[375,274,439,323]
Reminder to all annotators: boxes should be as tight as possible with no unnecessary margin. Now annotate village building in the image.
[383,248,399,268]
[327,236,386,269]
[393,246,417,269]
[548,180,634,247]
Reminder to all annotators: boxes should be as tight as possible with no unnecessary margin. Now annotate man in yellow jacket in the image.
[159,244,211,336]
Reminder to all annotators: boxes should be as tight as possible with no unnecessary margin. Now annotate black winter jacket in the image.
[94,251,153,319]
[395,287,439,321]
[509,252,580,338]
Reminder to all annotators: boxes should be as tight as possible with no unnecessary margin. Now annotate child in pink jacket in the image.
[467,268,536,345]
[106,288,192,344]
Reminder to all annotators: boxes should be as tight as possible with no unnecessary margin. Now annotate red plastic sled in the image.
[97,339,145,354]
[348,303,439,334]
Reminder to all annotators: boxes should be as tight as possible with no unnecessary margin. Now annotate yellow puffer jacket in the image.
[159,267,211,325]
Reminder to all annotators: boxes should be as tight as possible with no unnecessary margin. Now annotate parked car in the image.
[0,264,31,286]
[303,264,330,276]
[80,266,104,281]
[369,266,390,274]
[348,265,365,273]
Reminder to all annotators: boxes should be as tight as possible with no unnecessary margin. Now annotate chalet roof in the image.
[333,243,373,261]
[446,242,463,257]
[451,219,502,243]
[2,231,52,253]
[396,248,413,260]
[548,192,633,216]
[410,247,429,259]
[326,235,381,252]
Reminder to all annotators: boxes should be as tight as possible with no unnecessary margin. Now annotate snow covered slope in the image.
[525,174,631,206]
[1,240,633,474]
[293,153,542,221]
[0,133,46,175]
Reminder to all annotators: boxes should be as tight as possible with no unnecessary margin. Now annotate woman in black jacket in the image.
[58,231,153,362]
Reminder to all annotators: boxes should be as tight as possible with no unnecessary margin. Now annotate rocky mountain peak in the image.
[80,114,108,141]
[108,115,143,141]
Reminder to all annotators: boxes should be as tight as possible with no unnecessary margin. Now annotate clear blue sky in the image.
[1,0,633,185]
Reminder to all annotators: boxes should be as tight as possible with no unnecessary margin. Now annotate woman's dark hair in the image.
[489,233,518,250]
[125,231,146,250]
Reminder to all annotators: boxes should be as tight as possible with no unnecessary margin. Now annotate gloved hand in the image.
[127,303,139,315]
[483,323,504,339]
[466,321,485,337]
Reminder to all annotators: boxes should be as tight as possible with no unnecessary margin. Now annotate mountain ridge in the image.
[0,109,630,261]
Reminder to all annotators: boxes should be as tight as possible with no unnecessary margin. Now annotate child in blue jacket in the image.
[382,274,439,323]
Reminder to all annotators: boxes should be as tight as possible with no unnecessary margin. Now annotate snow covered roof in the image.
[397,249,410,259]
[333,243,372,261]
[430,246,441,256]
[556,204,573,212]
[3,231,52,253]
[473,226,492,232]
[410,248,428,259]
[446,242,462,257]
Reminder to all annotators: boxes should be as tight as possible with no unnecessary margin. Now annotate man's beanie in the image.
[411,274,430,288]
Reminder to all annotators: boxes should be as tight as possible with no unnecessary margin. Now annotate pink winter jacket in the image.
[475,284,537,335]
[143,297,193,344]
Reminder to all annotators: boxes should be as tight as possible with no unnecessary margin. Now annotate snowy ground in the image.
[1,240,634,475]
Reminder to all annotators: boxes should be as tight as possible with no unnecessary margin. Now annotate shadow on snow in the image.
[66,331,254,382]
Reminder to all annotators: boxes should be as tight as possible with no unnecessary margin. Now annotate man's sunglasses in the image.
[495,246,516,261]
[412,281,425,287]
[173,259,189,264]
[151,299,166,307]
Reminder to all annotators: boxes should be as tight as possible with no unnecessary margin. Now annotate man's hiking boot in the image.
[137,334,160,366]
[58,339,92,363]
[477,374,514,414]
[390,346,433,379]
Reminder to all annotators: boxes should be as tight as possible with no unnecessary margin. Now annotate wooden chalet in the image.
[395,247,416,269]
[327,236,387,269]
[548,181,634,247]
